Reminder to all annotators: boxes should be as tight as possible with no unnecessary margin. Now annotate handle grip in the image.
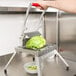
[32,3,44,9]
[32,3,41,7]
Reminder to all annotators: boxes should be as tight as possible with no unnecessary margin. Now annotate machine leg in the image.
[35,56,42,76]
[4,51,16,74]
[54,50,69,71]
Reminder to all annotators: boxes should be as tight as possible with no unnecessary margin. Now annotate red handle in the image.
[32,3,41,7]
[32,3,44,9]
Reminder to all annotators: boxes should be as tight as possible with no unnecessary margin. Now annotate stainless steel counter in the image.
[0,52,76,76]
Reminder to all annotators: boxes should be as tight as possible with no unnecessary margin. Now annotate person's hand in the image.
[33,0,76,13]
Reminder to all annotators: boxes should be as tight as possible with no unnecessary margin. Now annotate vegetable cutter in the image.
[15,2,69,76]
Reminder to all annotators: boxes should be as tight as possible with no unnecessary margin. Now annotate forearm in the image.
[45,0,76,13]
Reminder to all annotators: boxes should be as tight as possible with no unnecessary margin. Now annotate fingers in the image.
[35,6,44,10]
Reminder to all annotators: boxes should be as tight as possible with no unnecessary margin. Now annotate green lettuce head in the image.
[25,36,46,50]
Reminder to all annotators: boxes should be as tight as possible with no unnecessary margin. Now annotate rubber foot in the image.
[66,67,69,71]
[4,69,7,75]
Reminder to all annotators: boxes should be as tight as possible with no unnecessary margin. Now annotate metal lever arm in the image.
[32,3,46,31]
[20,3,45,44]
